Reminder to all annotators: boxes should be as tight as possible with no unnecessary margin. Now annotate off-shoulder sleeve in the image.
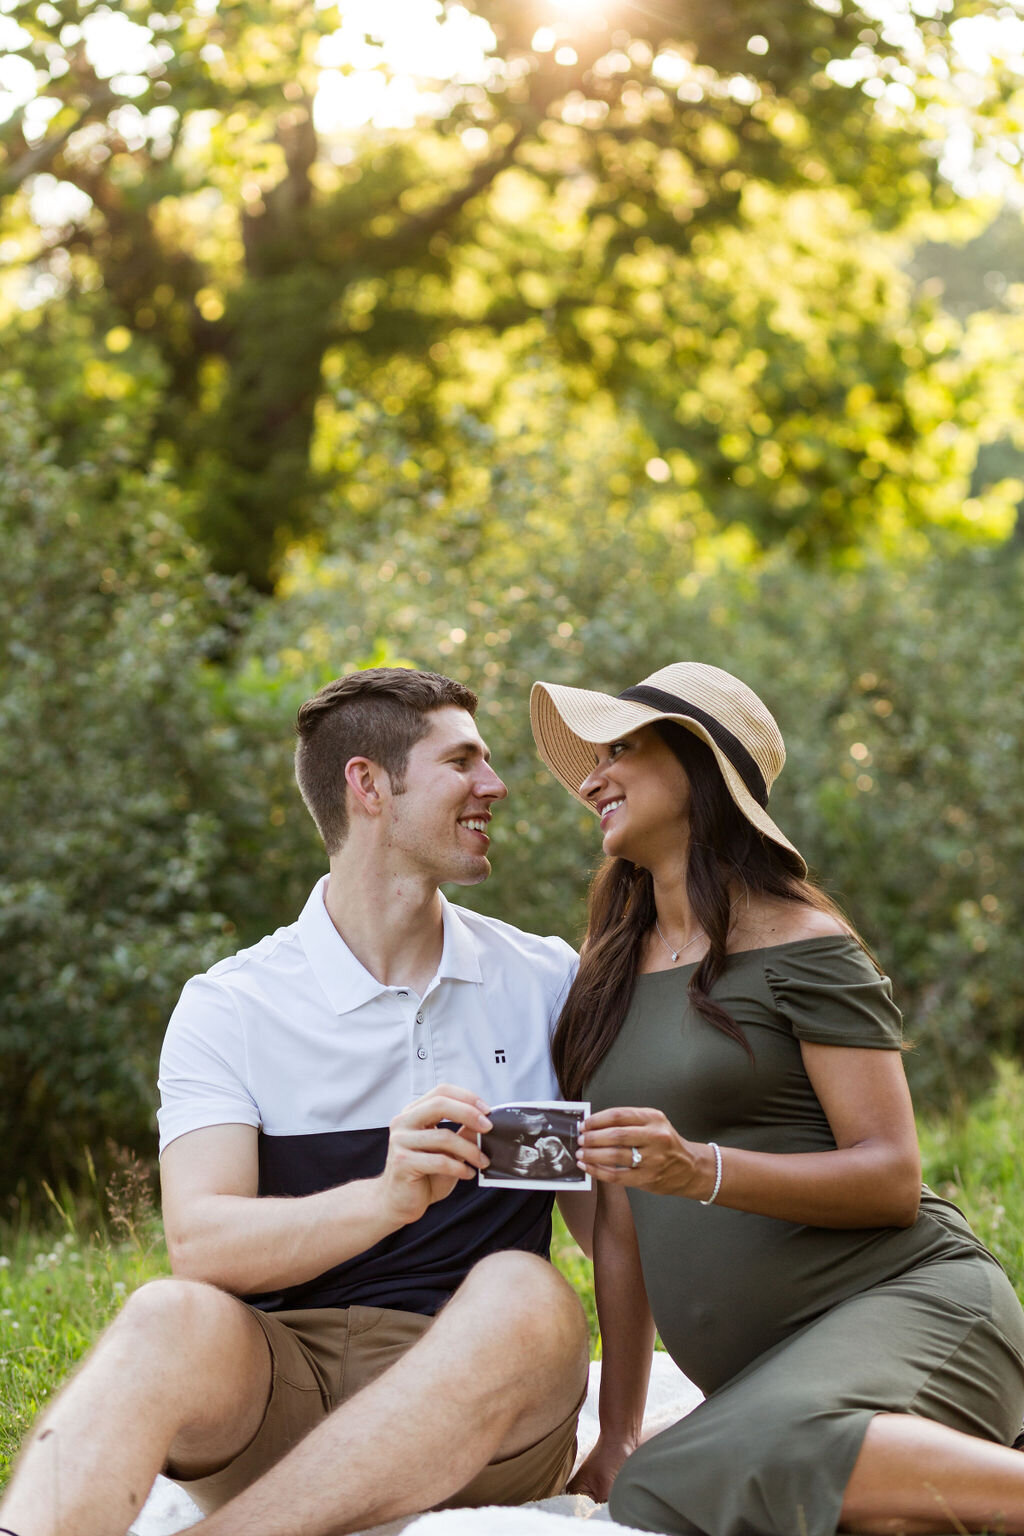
[764,937,903,1049]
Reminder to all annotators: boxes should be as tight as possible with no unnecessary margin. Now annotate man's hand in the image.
[380,1084,492,1228]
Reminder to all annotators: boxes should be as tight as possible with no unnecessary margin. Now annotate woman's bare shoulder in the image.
[729,897,848,953]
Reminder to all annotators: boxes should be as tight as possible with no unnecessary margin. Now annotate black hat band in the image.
[617,685,769,808]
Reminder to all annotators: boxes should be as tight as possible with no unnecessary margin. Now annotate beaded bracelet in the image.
[699,1141,723,1206]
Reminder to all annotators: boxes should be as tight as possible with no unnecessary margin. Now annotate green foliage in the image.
[0,378,245,1197]
[918,1059,1024,1285]
[2,0,1020,583]
[1,0,1023,1202]
[0,376,391,1199]
[763,552,1024,1101]
[1,358,1021,1198]
[912,207,1024,528]
[250,410,1023,1106]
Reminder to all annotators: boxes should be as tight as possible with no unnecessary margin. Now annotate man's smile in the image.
[458,815,491,840]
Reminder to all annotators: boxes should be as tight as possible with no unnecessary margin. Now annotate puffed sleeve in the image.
[764,937,903,1049]
[157,974,261,1153]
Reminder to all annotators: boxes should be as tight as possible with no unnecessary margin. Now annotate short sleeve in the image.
[764,938,903,1049]
[157,974,261,1154]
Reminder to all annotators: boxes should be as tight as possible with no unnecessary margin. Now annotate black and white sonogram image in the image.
[478,1101,590,1191]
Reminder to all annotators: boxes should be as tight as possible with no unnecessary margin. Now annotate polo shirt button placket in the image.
[410,998,432,1090]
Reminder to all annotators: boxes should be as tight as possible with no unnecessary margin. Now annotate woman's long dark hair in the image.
[552,721,864,1100]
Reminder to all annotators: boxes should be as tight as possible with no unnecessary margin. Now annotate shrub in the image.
[0,381,244,1199]
[2,379,1020,1200]
[250,424,1023,1108]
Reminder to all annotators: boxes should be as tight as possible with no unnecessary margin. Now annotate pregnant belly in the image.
[633,1199,953,1395]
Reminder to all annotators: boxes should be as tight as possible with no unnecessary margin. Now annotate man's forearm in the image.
[166,1177,402,1295]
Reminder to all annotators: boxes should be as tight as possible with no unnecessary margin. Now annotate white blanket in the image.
[130,1353,703,1535]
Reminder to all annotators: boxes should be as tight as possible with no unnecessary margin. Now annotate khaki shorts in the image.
[171,1302,583,1515]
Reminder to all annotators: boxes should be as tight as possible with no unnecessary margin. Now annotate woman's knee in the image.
[610,1444,702,1535]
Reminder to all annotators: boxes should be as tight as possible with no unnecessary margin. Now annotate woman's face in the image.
[579,725,691,866]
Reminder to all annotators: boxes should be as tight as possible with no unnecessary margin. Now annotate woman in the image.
[530,661,1024,1536]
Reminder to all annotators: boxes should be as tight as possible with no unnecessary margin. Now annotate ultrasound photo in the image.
[478,1101,591,1191]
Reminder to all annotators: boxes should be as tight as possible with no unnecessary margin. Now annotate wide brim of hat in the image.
[530,679,807,876]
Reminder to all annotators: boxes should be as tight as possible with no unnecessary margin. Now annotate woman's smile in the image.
[581,727,692,861]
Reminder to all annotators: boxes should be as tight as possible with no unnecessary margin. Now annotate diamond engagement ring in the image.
[630,1146,643,1168]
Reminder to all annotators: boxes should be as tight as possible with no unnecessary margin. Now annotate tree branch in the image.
[369,119,529,259]
[4,220,94,270]
[0,87,117,199]
[321,290,592,348]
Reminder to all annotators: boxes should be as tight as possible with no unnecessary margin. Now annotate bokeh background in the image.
[2,0,1024,1203]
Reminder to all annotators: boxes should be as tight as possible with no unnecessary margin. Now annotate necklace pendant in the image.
[670,950,679,962]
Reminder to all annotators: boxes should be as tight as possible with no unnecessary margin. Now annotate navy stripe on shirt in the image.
[247,1128,553,1317]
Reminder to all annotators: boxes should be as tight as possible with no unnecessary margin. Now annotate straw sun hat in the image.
[530,661,806,875]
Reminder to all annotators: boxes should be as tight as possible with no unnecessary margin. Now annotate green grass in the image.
[918,1056,1024,1293]
[0,1219,170,1482]
[4,1063,1024,1489]
[551,1205,598,1348]
[0,1164,170,1485]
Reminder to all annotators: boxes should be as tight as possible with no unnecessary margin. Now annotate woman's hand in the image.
[568,1433,637,1504]
[580,1046,923,1228]
[578,1107,718,1201]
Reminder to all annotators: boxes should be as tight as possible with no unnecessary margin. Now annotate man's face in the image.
[385,706,507,886]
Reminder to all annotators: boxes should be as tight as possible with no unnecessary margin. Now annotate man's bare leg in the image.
[194,1250,590,1536]
[0,1277,271,1536]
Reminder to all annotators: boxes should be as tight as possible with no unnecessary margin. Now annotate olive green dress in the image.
[590,937,1024,1536]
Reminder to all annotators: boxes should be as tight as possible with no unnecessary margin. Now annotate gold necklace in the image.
[653,919,704,964]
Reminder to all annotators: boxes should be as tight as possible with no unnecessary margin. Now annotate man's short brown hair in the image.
[294,668,478,853]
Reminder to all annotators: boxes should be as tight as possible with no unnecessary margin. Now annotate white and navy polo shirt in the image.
[158,878,578,1317]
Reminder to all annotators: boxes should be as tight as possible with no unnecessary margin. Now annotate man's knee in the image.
[119,1279,270,1461]
[463,1250,577,1318]
[460,1252,588,1357]
[114,1275,242,1357]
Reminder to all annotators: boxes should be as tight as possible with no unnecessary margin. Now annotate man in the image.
[1,668,591,1536]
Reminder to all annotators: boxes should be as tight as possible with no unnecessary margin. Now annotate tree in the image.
[911,206,1024,537]
[243,404,1024,1104]
[2,0,1016,585]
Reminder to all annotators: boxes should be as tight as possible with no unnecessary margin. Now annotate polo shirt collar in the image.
[298,878,482,1015]
[437,893,484,985]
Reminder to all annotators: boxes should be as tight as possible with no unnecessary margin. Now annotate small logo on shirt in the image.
[494,1049,506,1064]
